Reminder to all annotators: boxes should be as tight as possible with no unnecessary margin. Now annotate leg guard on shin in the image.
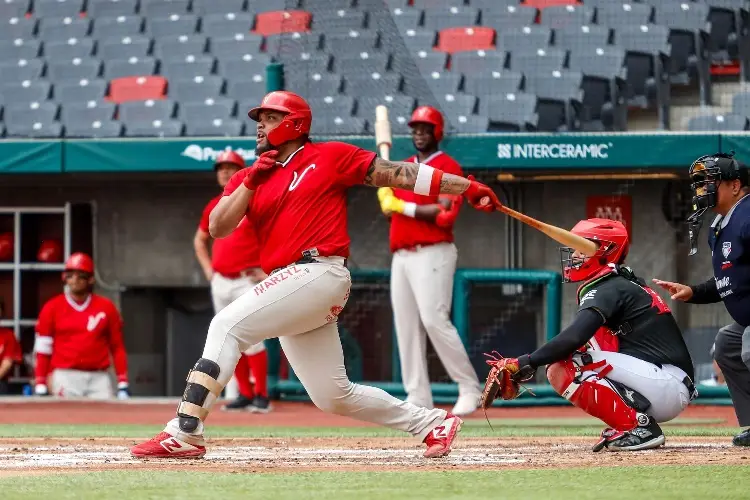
[546,357,651,432]
[177,358,221,433]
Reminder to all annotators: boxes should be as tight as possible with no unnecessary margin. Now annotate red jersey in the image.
[0,328,22,380]
[390,151,463,252]
[199,194,261,275]
[34,292,128,384]
[224,141,376,274]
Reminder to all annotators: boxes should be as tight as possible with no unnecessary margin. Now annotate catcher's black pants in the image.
[714,322,750,426]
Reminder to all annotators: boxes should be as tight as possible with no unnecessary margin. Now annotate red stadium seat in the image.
[253,10,311,36]
[435,27,495,54]
[108,76,167,103]
[522,0,580,8]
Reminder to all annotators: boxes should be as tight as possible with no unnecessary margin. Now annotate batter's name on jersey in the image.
[254,266,304,295]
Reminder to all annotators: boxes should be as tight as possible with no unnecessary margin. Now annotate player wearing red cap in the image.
[377,106,481,417]
[131,91,502,460]
[0,298,22,395]
[194,150,271,413]
[34,252,129,399]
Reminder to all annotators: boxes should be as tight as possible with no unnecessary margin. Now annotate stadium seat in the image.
[210,34,264,59]
[522,0,579,8]
[140,0,190,17]
[38,18,91,42]
[687,113,748,131]
[481,5,537,31]
[437,93,477,117]
[215,54,270,79]
[465,70,523,97]
[119,99,176,123]
[5,101,59,127]
[301,0,350,12]
[104,57,158,80]
[87,0,138,18]
[323,30,379,55]
[154,34,208,59]
[412,0,465,8]
[497,26,552,54]
[65,120,123,138]
[596,3,653,29]
[185,118,244,136]
[614,24,671,113]
[312,9,367,33]
[525,70,584,131]
[0,18,36,42]
[225,76,267,101]
[33,0,84,18]
[0,0,30,19]
[539,4,594,30]
[160,55,216,80]
[0,80,51,103]
[48,57,102,82]
[0,58,44,85]
[482,92,538,131]
[192,0,247,15]
[277,52,330,78]
[308,96,356,118]
[6,121,63,138]
[265,32,322,56]
[399,29,436,52]
[390,7,422,31]
[0,39,41,60]
[179,97,236,121]
[124,119,184,137]
[313,116,367,135]
[253,10,312,36]
[286,72,344,98]
[554,25,610,53]
[450,50,507,75]
[510,48,567,76]
[425,72,462,95]
[98,35,152,60]
[731,91,750,118]
[55,79,109,104]
[146,14,199,38]
[202,13,255,37]
[92,16,144,38]
[344,73,402,96]
[44,38,95,60]
[108,75,167,103]
[703,0,748,64]
[334,52,390,75]
[413,50,448,73]
[61,101,117,124]
[451,114,489,133]
[423,6,480,31]
[169,76,225,102]
[358,94,414,132]
[435,27,495,53]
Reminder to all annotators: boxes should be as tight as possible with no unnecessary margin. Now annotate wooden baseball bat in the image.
[499,205,599,255]
[374,105,391,161]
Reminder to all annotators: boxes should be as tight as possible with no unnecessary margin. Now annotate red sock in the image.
[247,351,268,398]
[233,354,254,399]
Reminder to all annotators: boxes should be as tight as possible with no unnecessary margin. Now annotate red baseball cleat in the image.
[423,413,463,458]
[131,431,206,459]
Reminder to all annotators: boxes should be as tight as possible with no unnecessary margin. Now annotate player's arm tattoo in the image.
[364,158,468,194]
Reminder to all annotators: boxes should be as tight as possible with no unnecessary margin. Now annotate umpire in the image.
[654,152,750,446]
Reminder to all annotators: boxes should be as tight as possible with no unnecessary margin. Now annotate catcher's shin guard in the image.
[177,358,222,432]
[546,357,651,432]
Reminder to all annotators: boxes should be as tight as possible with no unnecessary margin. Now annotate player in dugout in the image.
[0,298,23,395]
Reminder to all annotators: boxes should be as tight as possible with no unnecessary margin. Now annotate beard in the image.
[256,139,273,155]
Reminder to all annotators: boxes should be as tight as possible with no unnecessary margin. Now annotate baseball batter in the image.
[377,106,481,416]
[194,150,270,413]
[131,91,502,459]
[482,219,696,451]
[34,253,130,399]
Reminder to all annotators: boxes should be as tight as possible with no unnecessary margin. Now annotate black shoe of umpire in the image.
[605,416,665,452]
[732,428,750,446]
[222,395,254,411]
[249,395,272,414]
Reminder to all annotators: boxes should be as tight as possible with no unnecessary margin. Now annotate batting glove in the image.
[117,381,130,400]
[464,175,502,213]
[34,383,49,396]
[243,150,279,191]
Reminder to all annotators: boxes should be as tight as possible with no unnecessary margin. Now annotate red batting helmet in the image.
[248,91,312,146]
[37,240,63,263]
[214,150,245,170]
[0,233,12,262]
[64,252,94,275]
[409,106,444,142]
[561,218,630,283]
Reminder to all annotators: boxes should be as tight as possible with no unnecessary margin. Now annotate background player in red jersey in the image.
[34,253,129,399]
[194,150,271,413]
[131,91,502,460]
[0,298,22,395]
[377,106,481,417]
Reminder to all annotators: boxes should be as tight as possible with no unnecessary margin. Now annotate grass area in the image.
[3,466,749,500]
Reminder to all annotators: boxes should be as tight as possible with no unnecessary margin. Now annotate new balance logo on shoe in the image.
[160,438,184,453]
[432,425,448,438]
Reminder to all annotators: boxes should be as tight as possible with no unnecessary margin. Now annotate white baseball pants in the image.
[50,369,113,399]
[391,242,481,408]
[576,350,692,422]
[210,271,266,399]
[167,257,446,441]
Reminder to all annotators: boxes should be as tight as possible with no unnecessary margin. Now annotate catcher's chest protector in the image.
[585,326,620,353]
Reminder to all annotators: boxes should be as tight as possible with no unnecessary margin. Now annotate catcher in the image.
[482,218,697,452]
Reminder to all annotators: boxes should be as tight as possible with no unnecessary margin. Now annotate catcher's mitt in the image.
[480,351,522,409]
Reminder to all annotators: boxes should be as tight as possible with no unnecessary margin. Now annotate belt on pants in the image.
[683,376,698,401]
[271,256,347,276]
[217,268,258,279]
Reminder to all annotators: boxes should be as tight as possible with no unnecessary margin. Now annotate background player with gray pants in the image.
[377,106,481,416]
[654,152,750,446]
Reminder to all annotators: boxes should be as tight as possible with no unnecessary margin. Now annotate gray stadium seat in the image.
[160,55,216,80]
[146,14,199,38]
[0,81,51,103]
[483,92,538,132]
[511,48,567,76]
[0,18,36,42]
[344,73,402,96]
[249,0,300,12]
[438,93,476,117]
[48,57,102,82]
[554,25,610,53]
[104,57,158,79]
[703,0,748,64]
[423,6,480,31]
[120,99,176,123]
[525,70,584,131]
[185,118,244,136]
[302,0,349,11]
[278,52,331,80]
[323,30,379,55]
[687,113,748,131]
[424,72,462,95]
[451,114,489,133]
[124,119,184,137]
[226,76,267,101]
[313,116,367,135]
[568,46,628,131]
[64,120,123,138]
[61,101,117,123]
[209,34,264,59]
[141,0,190,17]
[312,9,367,33]
[413,50,447,74]
[286,72,344,98]
[481,5,537,31]
[215,53,271,78]
[202,12,254,37]
[6,121,63,138]
[0,58,44,84]
[38,18,91,42]
[98,35,152,60]
[55,79,108,103]
[34,0,83,18]
[5,101,59,126]
[498,26,552,54]
[465,70,523,97]
[169,76,225,101]
[399,29,436,52]
[596,3,653,29]
[179,98,236,121]
[192,0,246,15]
[450,50,507,75]
[87,0,138,18]
[154,34,207,58]
[0,39,40,60]
[44,38,95,59]
[412,0,462,8]
[308,96,355,118]
[731,91,750,118]
[334,52,390,75]
[358,94,414,133]
[614,24,671,110]
[0,0,30,19]
[539,4,594,30]
[390,7,422,31]
[92,16,143,38]
[265,32,322,56]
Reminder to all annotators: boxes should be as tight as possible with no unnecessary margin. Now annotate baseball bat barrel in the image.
[498,205,599,255]
[375,105,392,161]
